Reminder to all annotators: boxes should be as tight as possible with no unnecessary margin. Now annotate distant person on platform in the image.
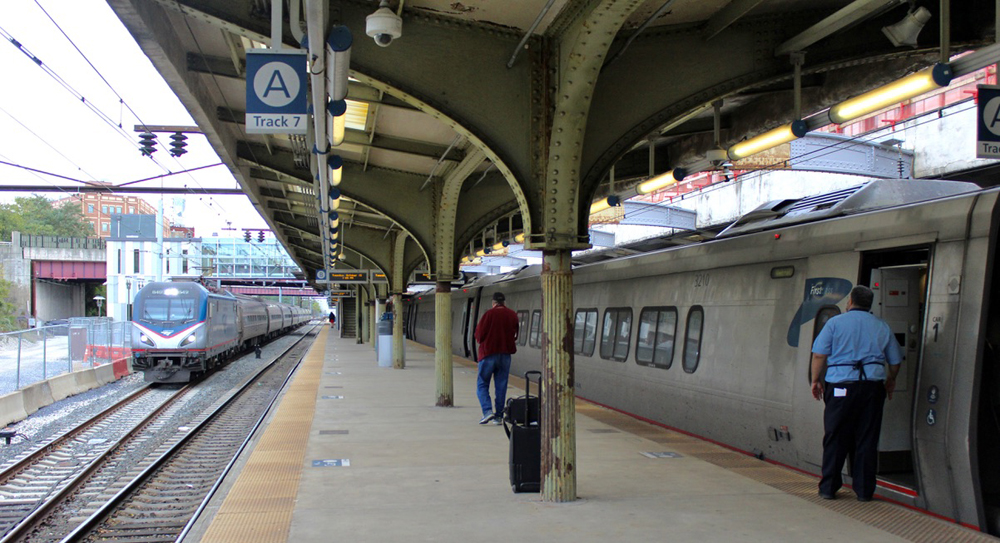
[255,345,262,359]
[474,292,519,425]
[329,312,336,328]
[810,285,902,502]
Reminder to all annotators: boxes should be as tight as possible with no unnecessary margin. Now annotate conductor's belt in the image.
[827,360,884,381]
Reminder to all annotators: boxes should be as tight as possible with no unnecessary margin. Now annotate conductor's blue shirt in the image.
[812,309,902,383]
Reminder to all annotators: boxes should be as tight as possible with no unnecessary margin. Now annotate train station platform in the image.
[189,327,996,543]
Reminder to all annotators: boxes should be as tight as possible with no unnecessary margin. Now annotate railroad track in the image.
[0,384,184,542]
[51,324,320,543]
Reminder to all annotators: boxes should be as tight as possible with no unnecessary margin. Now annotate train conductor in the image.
[810,285,902,502]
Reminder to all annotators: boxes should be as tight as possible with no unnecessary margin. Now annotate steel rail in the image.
[0,383,192,543]
[58,323,320,543]
[0,384,153,486]
[175,322,322,542]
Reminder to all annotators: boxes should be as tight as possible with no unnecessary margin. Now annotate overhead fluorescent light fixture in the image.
[828,63,952,124]
[728,121,807,161]
[636,168,687,195]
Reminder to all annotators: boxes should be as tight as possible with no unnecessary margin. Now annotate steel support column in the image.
[540,249,575,502]
[392,233,407,369]
[371,299,378,348]
[356,291,363,344]
[435,281,453,406]
[392,292,404,369]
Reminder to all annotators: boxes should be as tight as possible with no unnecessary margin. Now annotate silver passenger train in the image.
[131,281,310,383]
[409,179,1000,534]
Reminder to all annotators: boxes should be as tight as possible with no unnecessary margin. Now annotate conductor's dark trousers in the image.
[820,380,887,499]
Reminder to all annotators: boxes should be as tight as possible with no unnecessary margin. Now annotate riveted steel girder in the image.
[332,1,536,244]
[539,0,646,251]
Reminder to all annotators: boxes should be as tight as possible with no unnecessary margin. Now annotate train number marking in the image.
[694,273,710,288]
[933,323,939,342]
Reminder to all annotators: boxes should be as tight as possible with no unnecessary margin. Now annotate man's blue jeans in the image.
[477,353,512,416]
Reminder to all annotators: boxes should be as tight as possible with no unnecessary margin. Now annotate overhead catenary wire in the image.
[29,2,231,217]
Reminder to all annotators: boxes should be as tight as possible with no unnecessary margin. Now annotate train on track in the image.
[131,281,311,383]
[409,178,1000,534]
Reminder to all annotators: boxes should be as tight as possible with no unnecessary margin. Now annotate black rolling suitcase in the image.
[504,371,541,493]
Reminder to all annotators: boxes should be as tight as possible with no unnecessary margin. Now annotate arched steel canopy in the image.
[106,0,995,289]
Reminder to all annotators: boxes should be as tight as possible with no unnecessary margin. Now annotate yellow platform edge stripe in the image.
[200,327,328,543]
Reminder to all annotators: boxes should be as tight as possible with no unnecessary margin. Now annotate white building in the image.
[104,215,201,321]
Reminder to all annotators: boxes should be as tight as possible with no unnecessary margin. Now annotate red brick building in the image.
[54,190,173,238]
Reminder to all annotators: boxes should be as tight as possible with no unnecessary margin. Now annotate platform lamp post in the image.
[94,295,105,317]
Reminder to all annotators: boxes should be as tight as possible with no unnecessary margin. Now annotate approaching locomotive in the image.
[409,179,1000,534]
[131,281,310,383]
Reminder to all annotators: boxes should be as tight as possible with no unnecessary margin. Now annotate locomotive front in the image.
[131,282,209,382]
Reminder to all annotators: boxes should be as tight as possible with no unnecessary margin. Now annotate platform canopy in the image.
[105,0,996,288]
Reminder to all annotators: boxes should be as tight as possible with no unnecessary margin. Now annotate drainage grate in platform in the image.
[319,430,349,435]
[588,429,620,434]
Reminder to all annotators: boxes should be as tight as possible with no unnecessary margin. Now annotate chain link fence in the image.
[0,318,132,396]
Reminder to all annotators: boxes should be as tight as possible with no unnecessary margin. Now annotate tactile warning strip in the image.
[576,400,997,543]
[200,327,327,543]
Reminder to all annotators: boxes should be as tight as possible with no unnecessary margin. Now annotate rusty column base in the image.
[541,249,576,502]
[435,281,454,406]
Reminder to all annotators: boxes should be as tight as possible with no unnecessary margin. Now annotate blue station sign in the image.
[977,85,1000,159]
[246,50,308,134]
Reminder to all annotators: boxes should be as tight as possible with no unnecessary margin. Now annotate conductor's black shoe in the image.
[856,496,872,502]
[818,491,836,500]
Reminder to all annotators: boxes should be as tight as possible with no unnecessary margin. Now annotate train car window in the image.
[682,306,704,373]
[600,308,632,362]
[573,309,598,356]
[636,307,677,369]
[583,310,598,356]
[517,311,528,346]
[529,310,542,348]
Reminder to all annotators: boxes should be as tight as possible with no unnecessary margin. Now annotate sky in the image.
[0,0,268,237]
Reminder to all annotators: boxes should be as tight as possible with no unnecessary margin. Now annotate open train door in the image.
[870,263,926,492]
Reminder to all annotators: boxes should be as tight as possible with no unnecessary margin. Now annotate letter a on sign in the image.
[264,70,292,100]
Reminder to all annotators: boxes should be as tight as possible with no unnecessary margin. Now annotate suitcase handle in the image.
[522,371,541,426]
[524,370,541,398]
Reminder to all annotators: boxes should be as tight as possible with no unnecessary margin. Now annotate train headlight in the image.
[140,334,155,347]
[182,333,197,345]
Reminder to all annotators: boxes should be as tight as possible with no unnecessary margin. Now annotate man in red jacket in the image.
[475,292,519,424]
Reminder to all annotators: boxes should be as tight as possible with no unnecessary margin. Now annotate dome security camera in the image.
[366,0,402,47]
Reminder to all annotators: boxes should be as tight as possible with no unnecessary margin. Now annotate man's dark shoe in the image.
[857,496,872,502]
[818,491,836,500]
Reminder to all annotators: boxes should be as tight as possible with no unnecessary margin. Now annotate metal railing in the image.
[19,234,105,250]
[0,319,132,396]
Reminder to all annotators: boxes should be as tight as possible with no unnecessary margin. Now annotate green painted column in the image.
[392,292,404,369]
[540,249,576,502]
[435,280,453,406]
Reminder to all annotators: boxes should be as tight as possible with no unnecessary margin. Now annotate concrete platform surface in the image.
[194,329,992,543]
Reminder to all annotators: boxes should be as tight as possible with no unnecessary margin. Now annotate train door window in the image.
[682,306,704,373]
[600,308,632,362]
[529,310,542,348]
[636,307,678,369]
[517,310,528,346]
[812,305,841,346]
[573,309,598,356]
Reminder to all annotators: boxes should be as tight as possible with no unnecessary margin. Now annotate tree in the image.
[0,266,17,332]
[0,195,92,241]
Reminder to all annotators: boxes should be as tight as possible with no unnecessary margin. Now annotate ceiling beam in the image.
[225,111,464,162]
[774,0,906,56]
[703,0,767,40]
